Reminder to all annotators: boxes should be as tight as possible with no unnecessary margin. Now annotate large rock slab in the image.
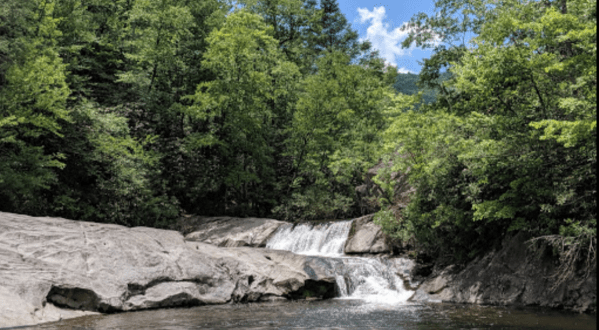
[410,232,597,312]
[0,212,336,328]
[173,216,286,247]
[187,242,337,301]
[344,214,389,254]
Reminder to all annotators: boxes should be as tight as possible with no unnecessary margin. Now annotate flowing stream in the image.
[266,220,414,303]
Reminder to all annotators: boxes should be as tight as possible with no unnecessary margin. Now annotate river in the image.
[23,299,596,330]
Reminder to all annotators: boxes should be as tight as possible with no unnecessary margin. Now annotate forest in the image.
[0,0,595,265]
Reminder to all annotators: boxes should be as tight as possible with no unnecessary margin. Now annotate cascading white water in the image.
[266,220,414,304]
[266,221,352,257]
[333,257,414,304]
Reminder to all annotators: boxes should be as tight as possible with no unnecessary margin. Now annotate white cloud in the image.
[357,6,438,73]
[397,67,415,74]
[382,62,416,74]
[357,7,411,69]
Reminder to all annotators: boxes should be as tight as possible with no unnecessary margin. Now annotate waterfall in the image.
[266,221,352,257]
[266,220,413,303]
[332,257,414,304]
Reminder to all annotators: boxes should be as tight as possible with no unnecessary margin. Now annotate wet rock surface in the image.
[344,214,390,254]
[410,232,597,313]
[0,212,336,329]
[173,216,286,247]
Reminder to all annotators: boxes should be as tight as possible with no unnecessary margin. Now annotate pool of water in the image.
[25,299,596,330]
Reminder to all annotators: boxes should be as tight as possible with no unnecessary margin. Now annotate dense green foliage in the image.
[1,0,595,271]
[378,0,596,264]
[0,0,395,225]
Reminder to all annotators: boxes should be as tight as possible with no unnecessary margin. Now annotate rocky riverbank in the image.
[1,212,595,328]
[410,231,596,313]
[0,212,335,328]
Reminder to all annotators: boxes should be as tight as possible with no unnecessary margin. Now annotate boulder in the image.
[186,242,337,301]
[173,216,286,247]
[410,232,597,312]
[0,212,337,328]
[344,214,390,254]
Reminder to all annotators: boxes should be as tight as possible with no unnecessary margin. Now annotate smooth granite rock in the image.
[173,216,286,247]
[344,214,389,254]
[186,241,337,301]
[0,212,336,329]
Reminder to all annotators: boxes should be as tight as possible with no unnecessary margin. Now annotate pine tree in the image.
[308,0,367,59]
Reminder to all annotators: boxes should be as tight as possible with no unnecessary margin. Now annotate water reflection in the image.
[25,300,596,330]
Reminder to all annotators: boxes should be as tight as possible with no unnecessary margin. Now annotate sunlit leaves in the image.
[380,0,596,261]
[530,120,597,148]
[183,10,300,211]
[276,50,396,220]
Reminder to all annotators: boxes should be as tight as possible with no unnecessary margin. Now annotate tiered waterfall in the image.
[266,221,414,303]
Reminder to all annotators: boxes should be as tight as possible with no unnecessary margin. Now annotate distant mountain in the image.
[393,72,451,107]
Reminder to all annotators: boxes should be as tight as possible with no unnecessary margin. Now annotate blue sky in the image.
[338,1,437,73]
